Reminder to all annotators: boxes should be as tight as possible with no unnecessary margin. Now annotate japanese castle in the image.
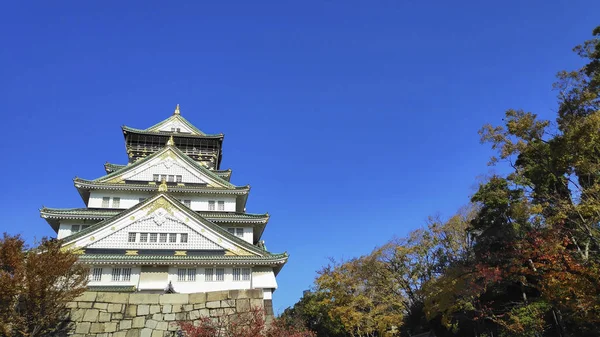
[40,105,287,299]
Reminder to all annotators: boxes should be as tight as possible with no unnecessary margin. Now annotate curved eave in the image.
[122,126,223,139]
[77,253,288,266]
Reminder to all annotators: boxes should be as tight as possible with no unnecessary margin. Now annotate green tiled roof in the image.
[93,145,237,189]
[41,207,268,223]
[87,285,137,292]
[75,178,248,193]
[103,162,232,180]
[78,253,288,263]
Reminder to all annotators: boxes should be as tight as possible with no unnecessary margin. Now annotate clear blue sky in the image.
[1,1,598,313]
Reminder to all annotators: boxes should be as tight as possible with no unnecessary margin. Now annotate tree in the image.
[280,290,346,337]
[0,233,88,337]
[178,306,316,337]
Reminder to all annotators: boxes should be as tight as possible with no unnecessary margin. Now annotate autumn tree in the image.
[280,290,346,337]
[423,25,600,337]
[0,233,88,337]
[178,306,316,337]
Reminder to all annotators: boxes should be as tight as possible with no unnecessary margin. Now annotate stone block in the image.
[264,299,274,316]
[137,304,150,316]
[114,331,128,337]
[78,301,93,309]
[150,304,161,314]
[145,319,158,329]
[75,322,91,334]
[198,308,209,317]
[105,322,118,332]
[206,300,221,308]
[175,312,187,320]
[108,303,122,313]
[113,313,124,320]
[97,292,130,304]
[120,319,132,330]
[66,301,77,309]
[189,310,200,320]
[90,322,105,333]
[193,303,206,309]
[172,305,182,313]
[98,312,112,322]
[209,308,225,317]
[70,308,86,322]
[159,293,189,305]
[97,333,109,337]
[236,299,250,312]
[82,309,99,322]
[126,329,141,337]
[74,291,97,302]
[163,313,175,321]
[130,293,160,304]
[183,304,193,311]
[250,298,263,309]
[167,321,179,331]
[224,307,236,315]
[189,292,206,304]
[94,302,109,310]
[141,328,153,337]
[221,299,235,308]
[162,304,172,313]
[248,289,263,299]
[152,313,163,320]
[156,321,168,331]
[132,316,146,328]
[229,289,249,299]
[152,330,164,337]
[206,290,229,302]
[125,304,137,317]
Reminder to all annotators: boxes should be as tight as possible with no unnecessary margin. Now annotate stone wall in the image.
[66,289,273,337]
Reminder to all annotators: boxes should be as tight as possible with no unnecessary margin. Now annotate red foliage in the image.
[178,306,315,337]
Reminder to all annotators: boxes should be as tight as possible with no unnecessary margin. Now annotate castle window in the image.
[102,197,110,208]
[180,233,188,243]
[128,233,136,242]
[140,233,148,242]
[91,268,102,282]
[205,268,214,282]
[169,233,177,243]
[216,268,225,281]
[176,175,182,183]
[217,201,225,211]
[159,233,167,243]
[208,200,215,211]
[81,225,90,230]
[178,268,196,282]
[161,174,167,181]
[149,233,158,242]
[153,174,159,181]
[233,268,251,281]
[183,200,191,208]
[168,175,174,182]
[112,197,120,208]
[71,225,81,233]
[242,268,251,281]
[112,268,131,281]
[236,228,244,237]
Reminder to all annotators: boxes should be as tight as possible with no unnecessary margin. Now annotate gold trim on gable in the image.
[174,251,187,256]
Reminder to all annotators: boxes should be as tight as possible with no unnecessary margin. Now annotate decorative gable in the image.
[65,195,259,256]
[151,118,198,134]
[95,146,233,188]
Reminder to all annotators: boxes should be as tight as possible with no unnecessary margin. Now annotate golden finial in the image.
[166,135,175,147]
[173,104,180,115]
[158,178,168,192]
